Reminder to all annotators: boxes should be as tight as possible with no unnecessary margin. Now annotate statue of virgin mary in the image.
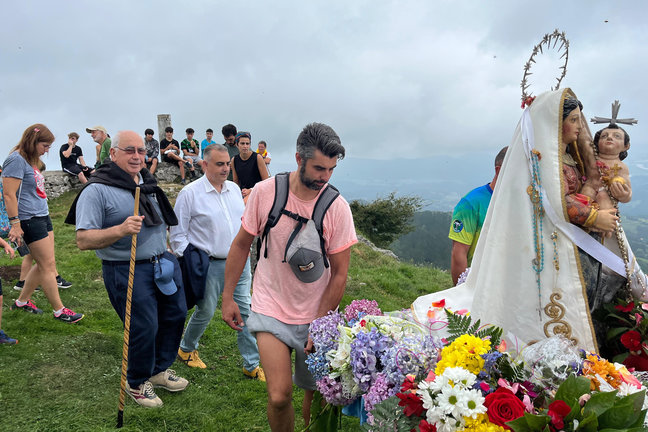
[413,88,646,353]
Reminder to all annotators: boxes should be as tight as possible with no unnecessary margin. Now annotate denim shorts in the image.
[246,310,316,390]
[21,215,53,245]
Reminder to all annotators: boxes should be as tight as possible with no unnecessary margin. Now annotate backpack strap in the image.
[257,172,290,260]
[311,184,340,268]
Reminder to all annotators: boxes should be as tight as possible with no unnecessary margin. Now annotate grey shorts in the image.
[246,310,316,390]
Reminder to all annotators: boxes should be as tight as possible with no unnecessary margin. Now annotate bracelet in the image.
[8,216,19,221]
[10,219,20,225]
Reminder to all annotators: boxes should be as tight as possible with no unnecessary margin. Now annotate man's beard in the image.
[299,163,324,191]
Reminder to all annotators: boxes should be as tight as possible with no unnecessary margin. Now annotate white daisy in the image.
[442,367,477,390]
[462,389,487,418]
[437,386,468,418]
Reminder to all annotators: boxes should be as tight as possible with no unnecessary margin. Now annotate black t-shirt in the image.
[160,139,179,151]
[59,144,84,168]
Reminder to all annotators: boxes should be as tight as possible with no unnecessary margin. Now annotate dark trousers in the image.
[102,260,187,387]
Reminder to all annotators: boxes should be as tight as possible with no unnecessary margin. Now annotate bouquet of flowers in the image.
[307,299,442,422]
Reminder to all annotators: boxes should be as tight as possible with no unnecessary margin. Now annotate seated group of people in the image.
[61,124,272,192]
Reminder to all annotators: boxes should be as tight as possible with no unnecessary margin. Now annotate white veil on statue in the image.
[414,89,601,351]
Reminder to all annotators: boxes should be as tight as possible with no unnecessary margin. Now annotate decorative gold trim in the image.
[543,293,578,345]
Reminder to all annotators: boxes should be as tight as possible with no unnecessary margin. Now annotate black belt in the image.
[103,253,164,266]
[209,256,226,261]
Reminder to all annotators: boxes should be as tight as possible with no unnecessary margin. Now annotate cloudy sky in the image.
[2,1,647,209]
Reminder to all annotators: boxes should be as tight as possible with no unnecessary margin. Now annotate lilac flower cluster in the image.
[344,299,382,325]
[350,328,392,392]
[363,372,397,413]
[316,375,356,406]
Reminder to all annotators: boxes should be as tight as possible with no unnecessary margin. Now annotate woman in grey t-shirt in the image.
[2,124,83,323]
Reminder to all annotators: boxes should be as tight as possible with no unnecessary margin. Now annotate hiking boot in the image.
[54,308,84,323]
[180,178,186,185]
[0,330,18,345]
[10,299,43,314]
[13,280,41,291]
[177,348,206,369]
[243,366,266,382]
[149,369,188,392]
[56,275,72,289]
[126,380,163,408]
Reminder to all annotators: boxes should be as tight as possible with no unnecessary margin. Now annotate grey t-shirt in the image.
[1,151,49,219]
[75,182,167,261]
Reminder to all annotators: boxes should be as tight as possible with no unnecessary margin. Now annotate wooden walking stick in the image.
[116,187,141,428]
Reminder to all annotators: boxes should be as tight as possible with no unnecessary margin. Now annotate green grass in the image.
[0,190,451,432]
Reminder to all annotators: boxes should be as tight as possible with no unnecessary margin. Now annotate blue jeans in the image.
[102,260,187,387]
[179,258,259,371]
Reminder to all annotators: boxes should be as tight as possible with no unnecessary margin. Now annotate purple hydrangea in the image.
[344,299,382,325]
[381,335,440,386]
[364,373,397,413]
[309,310,344,352]
[316,375,357,406]
[350,328,392,391]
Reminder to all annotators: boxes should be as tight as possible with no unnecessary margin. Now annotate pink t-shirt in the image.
[242,176,357,324]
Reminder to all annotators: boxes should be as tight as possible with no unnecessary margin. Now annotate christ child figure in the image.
[587,124,632,210]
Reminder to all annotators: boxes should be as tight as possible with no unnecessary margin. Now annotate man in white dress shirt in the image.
[169,144,264,381]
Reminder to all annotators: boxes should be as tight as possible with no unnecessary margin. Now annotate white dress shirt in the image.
[169,176,245,258]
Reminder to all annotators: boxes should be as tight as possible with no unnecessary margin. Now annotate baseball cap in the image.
[86,125,107,134]
[285,220,325,283]
[154,256,178,295]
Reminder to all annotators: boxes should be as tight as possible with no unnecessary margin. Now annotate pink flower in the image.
[636,313,643,326]
[497,378,519,395]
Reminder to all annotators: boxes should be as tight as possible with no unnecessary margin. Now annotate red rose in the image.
[397,392,425,418]
[547,400,571,430]
[620,330,642,351]
[484,387,526,430]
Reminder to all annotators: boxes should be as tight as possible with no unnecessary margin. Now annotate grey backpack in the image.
[257,172,339,283]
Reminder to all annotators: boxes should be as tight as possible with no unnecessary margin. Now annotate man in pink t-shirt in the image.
[223,123,357,431]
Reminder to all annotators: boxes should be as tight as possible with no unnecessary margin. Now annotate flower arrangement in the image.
[307,300,648,432]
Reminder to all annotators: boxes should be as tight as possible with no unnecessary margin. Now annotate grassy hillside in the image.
[0,190,451,432]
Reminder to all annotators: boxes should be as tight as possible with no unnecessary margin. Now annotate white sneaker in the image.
[149,369,188,392]
[126,380,163,408]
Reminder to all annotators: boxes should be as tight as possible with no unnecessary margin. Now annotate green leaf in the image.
[583,391,618,417]
[599,397,640,429]
[507,413,551,432]
[306,393,341,432]
[554,375,592,405]
[607,326,631,341]
[577,411,599,432]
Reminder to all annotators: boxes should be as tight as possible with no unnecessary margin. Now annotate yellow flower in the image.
[461,414,507,432]
[436,335,491,375]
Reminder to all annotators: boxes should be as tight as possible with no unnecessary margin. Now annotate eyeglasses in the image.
[117,146,147,155]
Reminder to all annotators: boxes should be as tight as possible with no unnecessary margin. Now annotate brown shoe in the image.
[177,348,207,369]
[243,366,266,382]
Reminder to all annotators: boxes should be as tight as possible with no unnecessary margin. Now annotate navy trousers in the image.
[102,260,187,387]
